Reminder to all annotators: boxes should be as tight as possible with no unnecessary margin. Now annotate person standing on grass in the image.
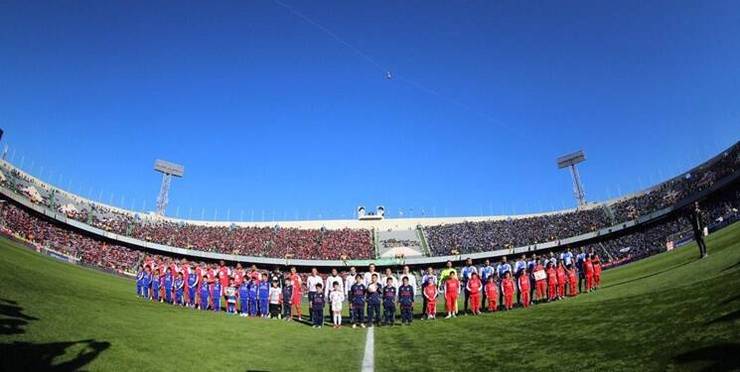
[497,256,512,306]
[423,275,438,319]
[382,277,397,326]
[439,260,457,286]
[484,275,498,312]
[344,267,358,323]
[306,268,322,322]
[399,265,417,298]
[329,281,345,328]
[289,267,303,320]
[281,275,293,320]
[513,255,527,305]
[584,254,595,292]
[556,261,567,299]
[325,268,343,301]
[164,267,173,304]
[151,268,161,302]
[566,264,578,297]
[518,268,531,308]
[421,267,437,320]
[136,265,145,297]
[225,279,238,314]
[366,274,382,327]
[258,274,270,318]
[592,253,602,289]
[199,274,210,310]
[311,283,325,328]
[174,272,185,306]
[187,269,199,308]
[576,248,587,292]
[398,276,414,325]
[444,272,460,319]
[350,274,367,329]
[534,259,547,303]
[217,260,230,304]
[238,278,249,317]
[466,272,482,315]
[460,258,477,315]
[212,278,223,312]
[546,262,558,302]
[479,259,495,306]
[688,201,709,258]
[501,272,515,310]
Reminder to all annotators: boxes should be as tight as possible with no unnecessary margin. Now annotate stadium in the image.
[1,2,740,372]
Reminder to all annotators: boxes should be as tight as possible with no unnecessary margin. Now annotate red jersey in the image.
[249,270,261,281]
[584,259,594,274]
[423,284,438,300]
[445,278,460,295]
[502,278,515,295]
[218,266,230,287]
[206,268,216,284]
[547,268,558,285]
[518,275,530,292]
[484,282,498,298]
[290,274,302,295]
[467,277,482,294]
[556,267,566,284]
[234,269,245,286]
[534,264,546,282]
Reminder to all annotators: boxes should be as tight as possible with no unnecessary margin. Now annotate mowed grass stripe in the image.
[0,239,366,372]
[373,223,740,371]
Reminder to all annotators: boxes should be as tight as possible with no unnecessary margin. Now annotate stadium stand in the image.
[0,142,736,268]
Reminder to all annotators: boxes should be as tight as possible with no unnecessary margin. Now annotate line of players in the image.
[134,247,602,328]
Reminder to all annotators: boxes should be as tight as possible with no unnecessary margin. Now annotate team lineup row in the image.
[135,249,603,328]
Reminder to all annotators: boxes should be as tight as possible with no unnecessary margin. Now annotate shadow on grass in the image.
[0,298,39,335]
[706,309,740,325]
[1,339,111,371]
[601,260,692,289]
[720,260,740,273]
[671,343,740,371]
[0,298,111,370]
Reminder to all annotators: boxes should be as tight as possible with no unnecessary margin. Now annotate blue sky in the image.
[0,0,738,220]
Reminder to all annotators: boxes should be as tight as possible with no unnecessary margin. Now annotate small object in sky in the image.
[386,71,393,80]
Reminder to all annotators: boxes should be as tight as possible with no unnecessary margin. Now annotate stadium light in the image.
[153,159,185,216]
[556,150,587,208]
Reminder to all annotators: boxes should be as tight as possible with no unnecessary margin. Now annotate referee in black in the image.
[688,201,708,258]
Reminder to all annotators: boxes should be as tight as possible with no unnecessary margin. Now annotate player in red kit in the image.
[546,263,558,301]
[592,254,602,289]
[556,262,567,299]
[444,272,460,318]
[217,260,230,302]
[289,267,303,320]
[484,276,498,312]
[233,263,245,286]
[466,273,482,315]
[518,269,531,308]
[567,265,578,297]
[584,254,595,292]
[423,281,438,319]
[534,261,547,303]
[501,272,515,310]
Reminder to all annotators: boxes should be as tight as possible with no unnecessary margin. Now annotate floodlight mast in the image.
[556,150,587,208]
[153,160,184,216]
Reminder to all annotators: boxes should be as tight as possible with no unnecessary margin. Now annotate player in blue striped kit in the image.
[398,276,414,325]
[311,283,325,328]
[199,275,210,310]
[382,277,397,326]
[174,273,185,305]
[350,275,366,329]
[163,268,173,304]
[187,271,199,308]
[238,279,249,317]
[151,270,161,302]
[366,274,381,328]
[212,280,222,312]
[247,278,259,316]
[258,276,270,318]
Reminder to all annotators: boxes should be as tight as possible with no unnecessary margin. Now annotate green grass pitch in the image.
[1,223,739,371]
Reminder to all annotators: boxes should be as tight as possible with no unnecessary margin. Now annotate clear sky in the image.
[0,0,738,221]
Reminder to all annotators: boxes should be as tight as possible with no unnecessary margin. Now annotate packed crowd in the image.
[425,207,611,255]
[425,144,738,256]
[1,143,736,261]
[0,202,142,273]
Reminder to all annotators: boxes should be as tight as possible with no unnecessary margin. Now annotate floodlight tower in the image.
[556,150,587,208]
[153,159,185,216]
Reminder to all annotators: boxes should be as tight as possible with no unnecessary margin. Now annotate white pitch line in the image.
[361,326,375,372]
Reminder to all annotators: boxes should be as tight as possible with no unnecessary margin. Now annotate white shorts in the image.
[331,302,343,312]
